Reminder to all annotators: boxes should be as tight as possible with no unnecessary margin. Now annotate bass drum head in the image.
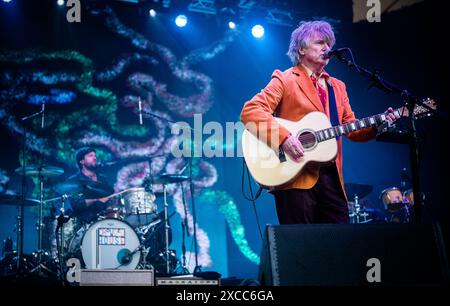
[81,219,141,270]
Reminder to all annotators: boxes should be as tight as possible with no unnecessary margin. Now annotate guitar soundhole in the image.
[298,131,316,150]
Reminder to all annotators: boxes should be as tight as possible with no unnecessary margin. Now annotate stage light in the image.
[57,0,64,6]
[149,9,156,17]
[3,0,13,3]
[251,24,264,38]
[175,14,188,27]
[228,21,236,29]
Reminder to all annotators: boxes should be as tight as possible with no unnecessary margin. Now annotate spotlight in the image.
[175,14,188,27]
[3,0,13,3]
[57,0,64,6]
[149,9,156,17]
[251,24,264,39]
[228,21,236,29]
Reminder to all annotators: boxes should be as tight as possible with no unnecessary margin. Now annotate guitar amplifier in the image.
[80,269,154,286]
[156,275,220,286]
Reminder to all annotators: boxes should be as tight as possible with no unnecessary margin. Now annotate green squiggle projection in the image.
[1,49,149,165]
[198,189,260,265]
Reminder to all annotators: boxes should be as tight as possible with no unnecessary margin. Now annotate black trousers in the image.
[273,164,349,224]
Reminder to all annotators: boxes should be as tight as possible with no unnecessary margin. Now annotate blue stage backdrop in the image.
[0,0,448,279]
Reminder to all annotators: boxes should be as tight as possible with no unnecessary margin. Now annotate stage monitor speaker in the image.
[259,223,449,286]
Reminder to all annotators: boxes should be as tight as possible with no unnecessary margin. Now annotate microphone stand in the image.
[16,108,45,276]
[334,50,447,223]
[180,181,190,275]
[142,110,201,274]
[189,140,201,274]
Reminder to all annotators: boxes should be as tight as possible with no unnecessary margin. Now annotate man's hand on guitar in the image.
[385,107,400,122]
[281,134,304,162]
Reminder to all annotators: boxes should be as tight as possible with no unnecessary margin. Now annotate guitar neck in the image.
[313,108,404,143]
[295,99,435,144]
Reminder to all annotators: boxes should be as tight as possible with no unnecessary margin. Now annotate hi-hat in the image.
[0,194,40,207]
[15,165,64,178]
[344,183,373,199]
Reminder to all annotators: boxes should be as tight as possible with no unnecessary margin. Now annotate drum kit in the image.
[0,163,190,279]
[346,169,425,224]
[380,187,424,223]
[380,167,425,223]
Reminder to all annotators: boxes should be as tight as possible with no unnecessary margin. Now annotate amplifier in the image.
[80,269,154,286]
[156,275,220,286]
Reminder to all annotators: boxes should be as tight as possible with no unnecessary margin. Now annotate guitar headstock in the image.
[398,98,437,119]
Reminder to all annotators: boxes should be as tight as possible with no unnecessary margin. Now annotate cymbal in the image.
[153,173,189,184]
[54,181,81,194]
[345,183,373,199]
[15,165,64,178]
[54,179,112,198]
[0,194,40,207]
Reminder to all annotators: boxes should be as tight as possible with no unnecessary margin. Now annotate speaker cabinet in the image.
[259,223,449,286]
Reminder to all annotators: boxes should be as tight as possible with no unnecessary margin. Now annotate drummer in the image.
[67,147,115,223]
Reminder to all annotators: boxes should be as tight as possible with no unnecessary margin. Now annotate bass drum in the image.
[68,218,141,270]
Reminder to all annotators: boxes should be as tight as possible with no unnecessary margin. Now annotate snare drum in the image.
[68,218,141,270]
[103,207,123,219]
[120,187,157,227]
[380,187,405,212]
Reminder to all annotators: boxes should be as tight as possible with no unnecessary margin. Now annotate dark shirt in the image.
[67,171,114,224]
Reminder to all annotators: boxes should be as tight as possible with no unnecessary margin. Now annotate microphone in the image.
[322,48,346,59]
[41,102,45,129]
[96,160,119,168]
[121,254,131,265]
[119,248,139,265]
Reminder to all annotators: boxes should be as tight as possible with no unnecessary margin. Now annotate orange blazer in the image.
[240,65,376,195]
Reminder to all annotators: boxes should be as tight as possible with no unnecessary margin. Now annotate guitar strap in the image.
[326,80,341,140]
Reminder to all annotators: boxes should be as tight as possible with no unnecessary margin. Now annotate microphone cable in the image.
[241,158,263,240]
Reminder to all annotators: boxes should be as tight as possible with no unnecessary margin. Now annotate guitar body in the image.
[242,112,338,188]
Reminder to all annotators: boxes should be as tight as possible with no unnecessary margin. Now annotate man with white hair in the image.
[241,21,399,224]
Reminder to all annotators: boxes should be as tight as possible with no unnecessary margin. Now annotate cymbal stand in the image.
[179,181,190,274]
[16,121,28,275]
[350,194,369,223]
[163,183,170,275]
[189,142,201,274]
[29,169,54,276]
[354,194,362,223]
[55,194,70,283]
[17,109,43,275]
[37,169,44,270]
